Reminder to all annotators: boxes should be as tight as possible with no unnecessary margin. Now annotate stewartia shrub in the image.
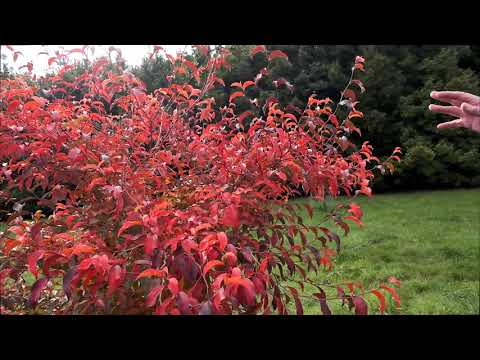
[0,45,402,315]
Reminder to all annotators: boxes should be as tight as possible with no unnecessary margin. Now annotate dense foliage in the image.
[0,45,401,315]
[133,45,480,192]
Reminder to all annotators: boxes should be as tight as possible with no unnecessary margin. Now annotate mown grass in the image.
[289,188,480,315]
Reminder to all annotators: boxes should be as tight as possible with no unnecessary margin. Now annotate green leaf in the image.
[21,271,36,286]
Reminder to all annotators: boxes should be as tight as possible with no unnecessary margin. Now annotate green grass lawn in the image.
[290,188,480,315]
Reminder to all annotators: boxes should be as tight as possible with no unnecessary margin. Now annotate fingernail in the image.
[430,91,435,96]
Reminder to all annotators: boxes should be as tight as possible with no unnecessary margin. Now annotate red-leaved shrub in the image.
[0,45,402,315]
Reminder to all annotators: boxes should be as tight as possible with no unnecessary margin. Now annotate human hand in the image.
[429,91,480,133]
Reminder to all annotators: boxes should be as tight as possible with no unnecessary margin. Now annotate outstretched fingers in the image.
[430,91,480,107]
[436,118,465,129]
[428,104,463,117]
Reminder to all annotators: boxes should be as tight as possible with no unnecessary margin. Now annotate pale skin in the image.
[429,91,480,133]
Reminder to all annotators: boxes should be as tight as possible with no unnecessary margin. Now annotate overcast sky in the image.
[1,45,190,75]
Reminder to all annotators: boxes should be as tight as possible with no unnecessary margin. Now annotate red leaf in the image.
[190,223,212,235]
[29,277,49,307]
[118,220,143,237]
[348,110,364,119]
[63,266,77,299]
[136,268,167,281]
[199,301,213,315]
[7,100,21,113]
[259,256,270,273]
[241,248,254,263]
[175,66,187,76]
[282,113,297,122]
[288,286,304,315]
[48,57,58,67]
[313,290,332,315]
[146,285,164,307]
[370,289,386,314]
[355,55,365,64]
[354,63,365,71]
[222,205,240,228]
[268,50,288,61]
[30,223,42,243]
[68,148,81,161]
[348,202,363,219]
[107,265,124,296]
[215,77,225,87]
[42,254,65,277]
[351,79,366,93]
[168,277,179,295]
[28,250,45,278]
[336,220,350,236]
[238,111,253,124]
[277,171,287,181]
[144,234,158,256]
[222,252,237,267]
[23,100,40,111]
[380,285,401,309]
[203,260,224,277]
[193,45,210,57]
[181,237,197,254]
[388,276,402,287]
[216,232,228,251]
[72,245,96,256]
[343,89,357,102]
[320,227,341,253]
[235,278,256,306]
[182,59,197,73]
[229,91,244,103]
[242,80,255,90]
[344,215,364,227]
[345,120,362,136]
[353,296,368,315]
[250,45,266,57]
[337,286,347,305]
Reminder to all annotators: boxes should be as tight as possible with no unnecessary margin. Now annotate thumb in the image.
[461,102,480,116]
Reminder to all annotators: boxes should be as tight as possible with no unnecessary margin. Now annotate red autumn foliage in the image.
[0,45,402,315]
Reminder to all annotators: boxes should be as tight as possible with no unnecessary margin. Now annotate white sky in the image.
[1,45,190,75]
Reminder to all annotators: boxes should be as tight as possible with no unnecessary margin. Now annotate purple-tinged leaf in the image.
[30,223,42,243]
[313,290,332,315]
[28,250,46,278]
[63,266,77,300]
[146,285,164,308]
[288,286,304,315]
[199,301,213,315]
[29,277,49,307]
[353,296,368,315]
